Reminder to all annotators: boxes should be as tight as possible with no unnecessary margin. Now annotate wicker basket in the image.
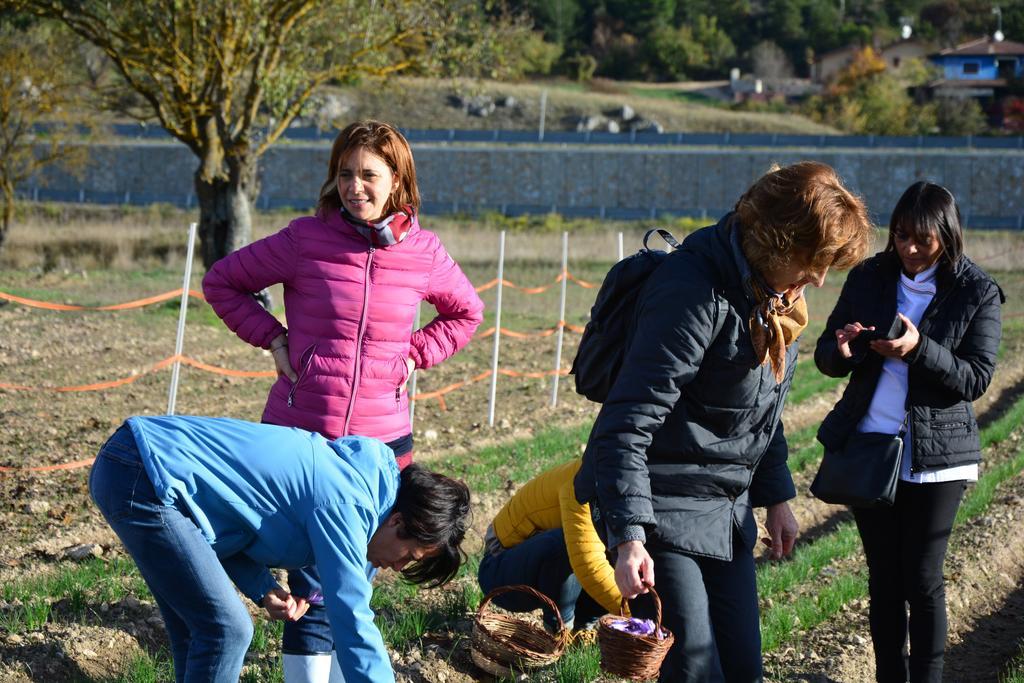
[470,584,568,676]
[597,585,675,681]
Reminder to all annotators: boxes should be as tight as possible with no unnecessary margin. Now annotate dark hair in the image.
[736,161,873,276]
[394,464,471,588]
[886,181,963,272]
[317,120,420,217]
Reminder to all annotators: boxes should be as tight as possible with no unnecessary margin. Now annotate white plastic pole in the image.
[408,302,422,427]
[488,231,506,426]
[617,231,624,261]
[550,231,569,407]
[167,222,198,415]
[539,89,548,142]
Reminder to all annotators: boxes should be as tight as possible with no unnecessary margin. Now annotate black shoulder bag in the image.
[810,415,907,508]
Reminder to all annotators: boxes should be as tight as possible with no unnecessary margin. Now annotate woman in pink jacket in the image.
[202,120,484,683]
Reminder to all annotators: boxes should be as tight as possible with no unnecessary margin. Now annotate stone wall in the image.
[23,141,1024,228]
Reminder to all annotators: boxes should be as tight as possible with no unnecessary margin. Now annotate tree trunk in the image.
[0,178,13,253]
[194,151,259,270]
[194,148,273,309]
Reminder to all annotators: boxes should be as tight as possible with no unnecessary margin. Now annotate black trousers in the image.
[852,479,966,683]
[630,529,762,683]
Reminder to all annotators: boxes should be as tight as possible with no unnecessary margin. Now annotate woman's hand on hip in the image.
[764,502,798,560]
[835,322,873,359]
[870,313,920,359]
[269,334,297,382]
[614,540,655,599]
[262,587,310,621]
[403,357,415,389]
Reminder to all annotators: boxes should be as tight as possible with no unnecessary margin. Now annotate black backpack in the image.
[570,228,681,403]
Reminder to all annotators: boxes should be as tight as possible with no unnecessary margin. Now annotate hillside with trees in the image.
[510,0,1024,82]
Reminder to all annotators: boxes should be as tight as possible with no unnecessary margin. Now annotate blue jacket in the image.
[126,415,398,683]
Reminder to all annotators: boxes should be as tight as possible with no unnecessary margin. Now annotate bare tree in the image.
[751,40,795,79]
[9,0,529,268]
[0,20,87,250]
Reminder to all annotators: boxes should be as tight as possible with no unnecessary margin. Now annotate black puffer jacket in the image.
[574,216,797,561]
[815,251,1003,472]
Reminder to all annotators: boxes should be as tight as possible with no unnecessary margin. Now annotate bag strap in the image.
[641,227,727,359]
[642,228,680,251]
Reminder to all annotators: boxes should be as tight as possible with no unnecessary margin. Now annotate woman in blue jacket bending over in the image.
[89,415,470,683]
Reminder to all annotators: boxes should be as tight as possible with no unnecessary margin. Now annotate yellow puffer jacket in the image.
[491,460,622,614]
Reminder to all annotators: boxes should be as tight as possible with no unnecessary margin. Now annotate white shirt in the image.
[857,263,978,484]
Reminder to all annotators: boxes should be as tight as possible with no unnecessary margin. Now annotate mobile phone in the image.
[856,315,906,344]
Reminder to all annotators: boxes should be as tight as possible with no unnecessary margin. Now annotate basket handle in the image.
[477,584,566,634]
[618,582,665,634]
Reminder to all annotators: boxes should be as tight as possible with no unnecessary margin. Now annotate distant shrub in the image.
[935,97,989,136]
[570,53,598,82]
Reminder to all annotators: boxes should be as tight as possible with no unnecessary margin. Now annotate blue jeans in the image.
[477,528,602,632]
[89,426,254,682]
[283,432,414,655]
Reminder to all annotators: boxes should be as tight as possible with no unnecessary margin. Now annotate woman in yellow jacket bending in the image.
[478,459,621,632]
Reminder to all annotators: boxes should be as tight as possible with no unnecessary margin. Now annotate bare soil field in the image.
[2,217,1024,682]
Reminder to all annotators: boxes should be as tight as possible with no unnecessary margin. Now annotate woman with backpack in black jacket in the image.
[815,181,1004,682]
[575,161,874,682]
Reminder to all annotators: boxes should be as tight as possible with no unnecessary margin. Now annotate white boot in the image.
[328,651,346,682]
[282,653,333,683]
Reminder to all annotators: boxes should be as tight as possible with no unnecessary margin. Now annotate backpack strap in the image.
[642,228,680,251]
[642,227,725,349]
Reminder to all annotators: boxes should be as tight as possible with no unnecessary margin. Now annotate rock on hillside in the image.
[315,77,838,135]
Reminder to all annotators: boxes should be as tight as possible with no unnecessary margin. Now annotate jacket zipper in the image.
[342,246,374,436]
[396,357,413,408]
[287,343,318,407]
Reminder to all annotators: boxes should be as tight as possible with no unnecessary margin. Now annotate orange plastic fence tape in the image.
[567,273,599,289]
[177,356,276,378]
[477,321,585,339]
[0,356,178,392]
[0,362,574,470]
[0,288,206,311]
[0,269,598,309]
[0,355,276,392]
[410,367,569,410]
[474,271,598,294]
[475,277,555,294]
[0,353,571,398]
[0,458,95,473]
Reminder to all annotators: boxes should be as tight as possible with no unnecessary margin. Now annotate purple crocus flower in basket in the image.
[608,617,666,640]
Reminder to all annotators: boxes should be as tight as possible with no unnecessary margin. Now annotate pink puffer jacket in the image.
[202,210,484,442]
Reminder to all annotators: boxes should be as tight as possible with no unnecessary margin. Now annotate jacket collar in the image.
[723,213,765,305]
[333,206,420,247]
[879,248,964,293]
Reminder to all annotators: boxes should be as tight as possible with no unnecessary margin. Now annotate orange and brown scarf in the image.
[749,283,808,383]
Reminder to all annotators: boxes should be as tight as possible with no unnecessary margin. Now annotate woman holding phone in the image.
[814,181,1004,682]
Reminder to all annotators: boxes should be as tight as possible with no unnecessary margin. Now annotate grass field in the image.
[3,204,1024,682]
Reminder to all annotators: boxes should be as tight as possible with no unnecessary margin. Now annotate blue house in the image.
[929,37,1024,97]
